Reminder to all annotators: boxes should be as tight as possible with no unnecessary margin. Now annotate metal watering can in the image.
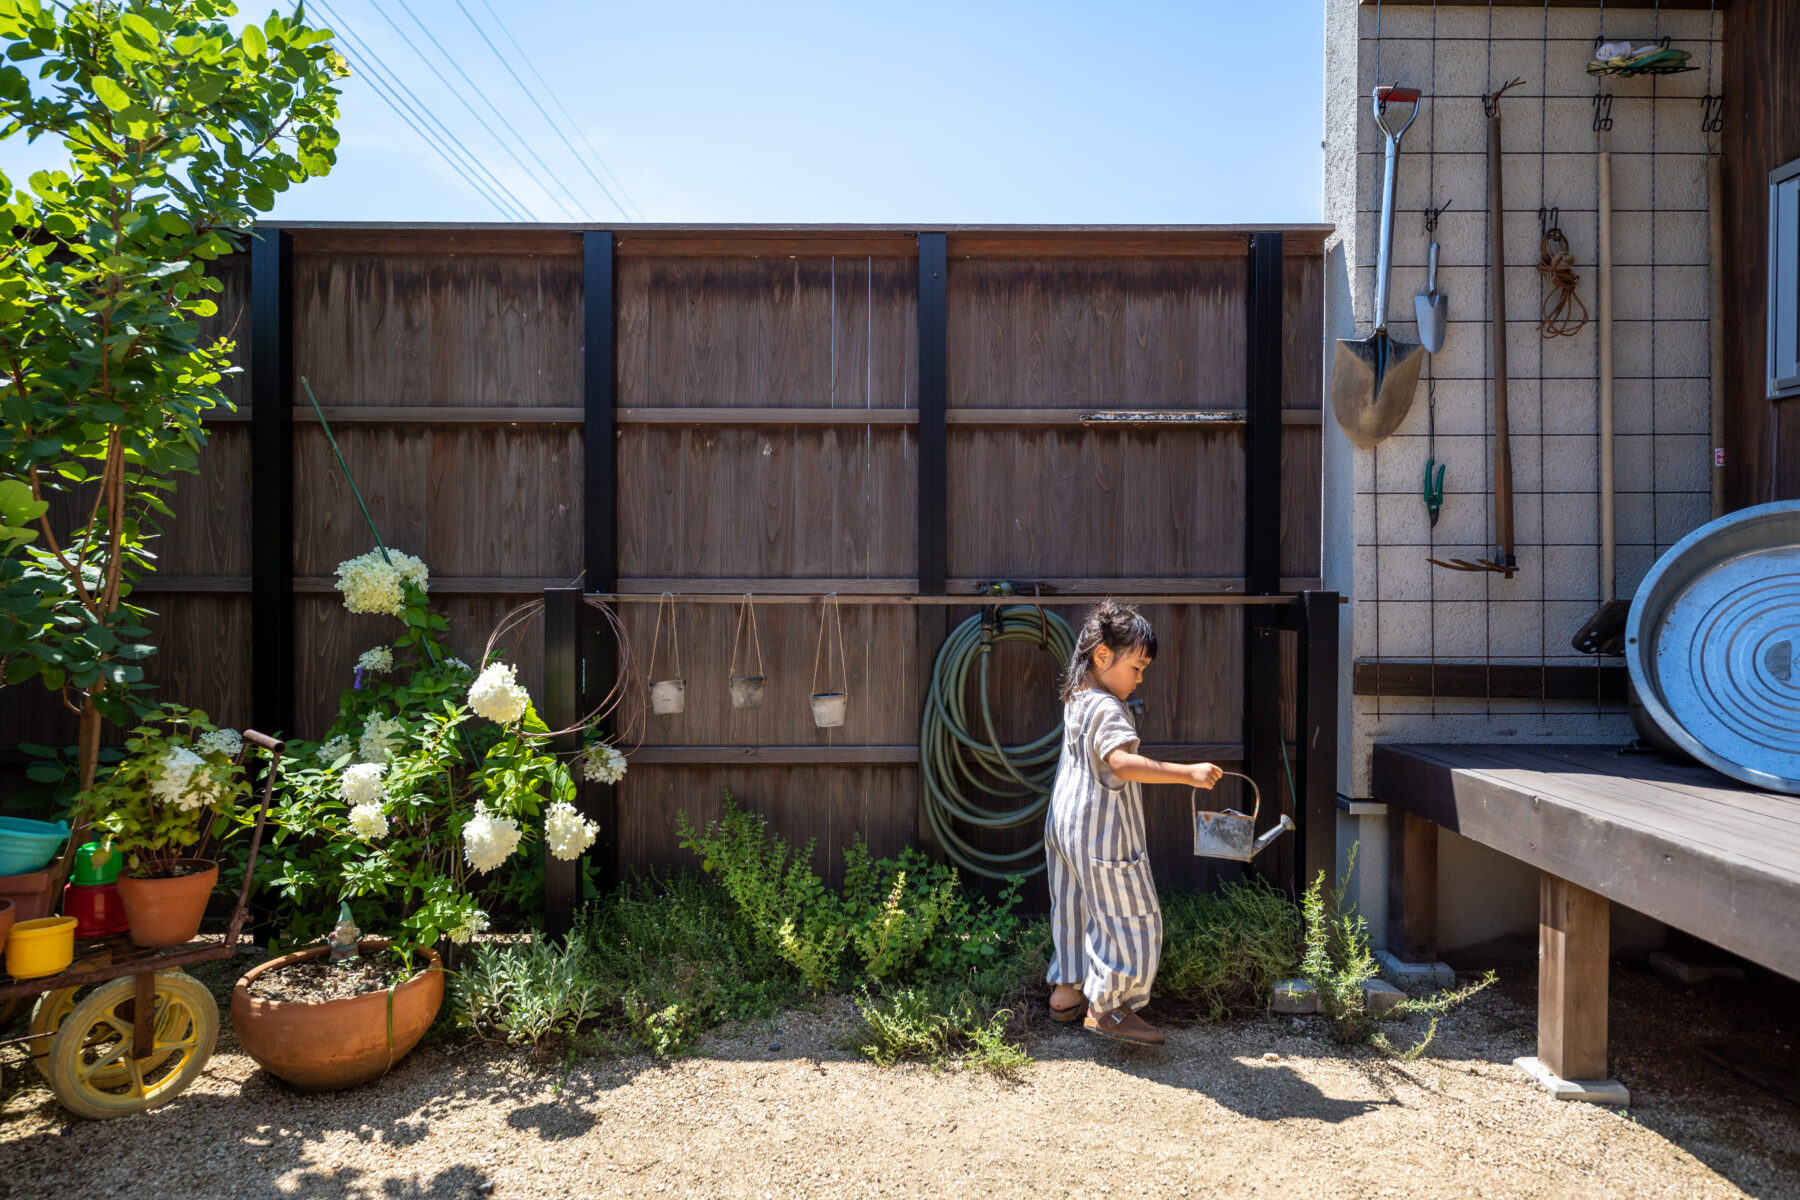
[1192,771,1295,862]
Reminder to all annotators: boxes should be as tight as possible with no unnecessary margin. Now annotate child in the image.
[1045,599,1222,1045]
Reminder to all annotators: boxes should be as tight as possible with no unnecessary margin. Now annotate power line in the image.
[314,0,536,220]
[380,0,591,221]
[468,0,643,221]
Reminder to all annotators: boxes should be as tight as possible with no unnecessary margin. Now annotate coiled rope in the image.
[920,605,1076,880]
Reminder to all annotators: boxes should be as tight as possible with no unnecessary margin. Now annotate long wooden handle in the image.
[1490,113,1515,565]
[1707,153,1727,518]
[1599,152,1615,600]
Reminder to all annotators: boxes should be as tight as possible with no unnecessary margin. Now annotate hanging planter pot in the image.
[728,594,766,709]
[810,593,850,729]
[646,593,686,716]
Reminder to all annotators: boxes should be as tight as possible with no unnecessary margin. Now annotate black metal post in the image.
[1296,590,1340,896]
[581,231,620,897]
[249,226,293,740]
[1243,232,1285,886]
[542,586,581,937]
[915,233,949,855]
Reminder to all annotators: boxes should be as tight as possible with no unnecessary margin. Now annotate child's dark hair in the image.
[1059,599,1157,702]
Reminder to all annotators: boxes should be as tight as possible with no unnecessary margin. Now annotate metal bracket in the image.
[1701,94,1724,134]
[1592,93,1614,132]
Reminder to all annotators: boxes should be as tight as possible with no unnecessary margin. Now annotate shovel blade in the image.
[1414,291,1447,354]
[1330,332,1426,448]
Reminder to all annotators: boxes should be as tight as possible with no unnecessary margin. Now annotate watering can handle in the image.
[1189,769,1261,825]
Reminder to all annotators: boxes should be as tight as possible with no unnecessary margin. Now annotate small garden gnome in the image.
[327,901,361,962]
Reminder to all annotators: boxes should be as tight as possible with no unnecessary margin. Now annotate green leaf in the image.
[241,24,266,61]
[91,75,132,112]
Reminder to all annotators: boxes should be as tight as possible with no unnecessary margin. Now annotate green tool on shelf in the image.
[1423,458,1446,527]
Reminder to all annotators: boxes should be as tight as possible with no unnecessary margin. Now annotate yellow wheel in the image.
[44,972,218,1120]
[29,975,186,1085]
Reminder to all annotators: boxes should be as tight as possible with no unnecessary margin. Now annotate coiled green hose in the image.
[920,605,1077,879]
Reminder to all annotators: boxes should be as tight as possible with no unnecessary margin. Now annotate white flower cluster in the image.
[194,728,243,759]
[582,744,627,785]
[467,662,528,725]
[348,802,389,840]
[358,714,407,764]
[334,548,429,617]
[462,806,522,873]
[150,747,223,812]
[340,761,387,807]
[317,734,352,764]
[448,908,491,946]
[544,801,598,861]
[356,646,394,674]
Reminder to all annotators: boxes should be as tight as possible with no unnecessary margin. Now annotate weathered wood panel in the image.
[1723,0,1800,505]
[617,257,916,409]
[290,246,582,408]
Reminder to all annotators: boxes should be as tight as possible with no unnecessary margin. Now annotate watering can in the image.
[1192,771,1295,862]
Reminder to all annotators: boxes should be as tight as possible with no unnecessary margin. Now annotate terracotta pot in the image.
[232,941,445,1091]
[115,858,218,948]
[0,868,56,922]
[0,897,14,947]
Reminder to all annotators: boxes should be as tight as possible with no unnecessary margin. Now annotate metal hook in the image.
[1592,92,1614,132]
[1484,77,1526,118]
[1423,199,1452,233]
[1539,205,1560,237]
[1701,94,1724,134]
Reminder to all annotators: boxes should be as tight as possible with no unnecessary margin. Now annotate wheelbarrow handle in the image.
[1371,86,1422,140]
[242,729,286,754]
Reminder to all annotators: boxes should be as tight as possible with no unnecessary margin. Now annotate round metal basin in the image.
[1626,500,1800,793]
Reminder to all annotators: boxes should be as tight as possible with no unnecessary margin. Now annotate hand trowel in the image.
[1414,241,1447,354]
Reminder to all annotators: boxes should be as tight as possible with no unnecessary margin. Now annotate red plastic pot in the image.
[63,881,129,940]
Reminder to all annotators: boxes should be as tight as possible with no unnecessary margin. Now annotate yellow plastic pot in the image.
[6,916,76,980]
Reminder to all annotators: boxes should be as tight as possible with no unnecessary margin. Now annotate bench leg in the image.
[1386,812,1438,962]
[1517,872,1627,1103]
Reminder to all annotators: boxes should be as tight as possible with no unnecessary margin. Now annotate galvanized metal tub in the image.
[1625,500,1800,793]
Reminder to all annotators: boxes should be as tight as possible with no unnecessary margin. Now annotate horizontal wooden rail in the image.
[133,574,1325,599]
[626,743,1244,765]
[1353,659,1629,702]
[201,406,1325,428]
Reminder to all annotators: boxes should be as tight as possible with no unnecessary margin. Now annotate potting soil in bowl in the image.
[245,952,415,1003]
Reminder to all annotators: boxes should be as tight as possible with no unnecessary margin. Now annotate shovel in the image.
[1415,240,1447,354]
[1331,85,1425,448]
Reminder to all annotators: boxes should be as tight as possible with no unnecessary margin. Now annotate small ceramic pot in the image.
[728,675,765,709]
[649,678,686,715]
[0,897,14,949]
[810,692,847,728]
[0,868,57,923]
[233,941,445,1091]
[115,858,218,948]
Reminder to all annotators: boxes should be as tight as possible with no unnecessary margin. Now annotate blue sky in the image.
[3,1,1326,224]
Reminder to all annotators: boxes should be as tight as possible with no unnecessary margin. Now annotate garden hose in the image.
[920,605,1076,880]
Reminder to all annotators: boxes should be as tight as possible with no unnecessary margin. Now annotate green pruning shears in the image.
[1423,458,1446,527]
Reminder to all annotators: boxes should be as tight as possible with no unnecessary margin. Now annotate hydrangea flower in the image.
[582,744,627,785]
[356,646,394,674]
[150,746,216,812]
[545,801,598,860]
[317,734,352,764]
[448,908,491,946]
[467,662,529,725]
[334,548,429,617]
[462,807,522,873]
[348,801,389,840]
[358,714,407,764]
[194,728,243,760]
[340,762,387,807]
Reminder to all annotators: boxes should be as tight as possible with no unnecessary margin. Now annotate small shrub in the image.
[1155,876,1304,1018]
[852,986,1030,1074]
[451,917,604,1045]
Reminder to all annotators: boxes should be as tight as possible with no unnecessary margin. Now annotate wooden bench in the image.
[1372,743,1800,1095]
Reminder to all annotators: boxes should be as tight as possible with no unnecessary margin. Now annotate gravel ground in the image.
[1,956,1795,1200]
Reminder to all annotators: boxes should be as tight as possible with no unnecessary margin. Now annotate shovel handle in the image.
[1372,86,1422,140]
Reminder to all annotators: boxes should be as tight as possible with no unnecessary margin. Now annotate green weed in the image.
[1155,875,1304,1018]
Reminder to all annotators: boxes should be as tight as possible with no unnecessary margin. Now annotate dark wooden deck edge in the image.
[1371,743,1800,982]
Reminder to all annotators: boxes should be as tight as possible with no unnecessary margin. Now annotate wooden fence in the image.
[0,223,1335,913]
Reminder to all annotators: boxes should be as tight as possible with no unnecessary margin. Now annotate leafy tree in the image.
[0,1,345,802]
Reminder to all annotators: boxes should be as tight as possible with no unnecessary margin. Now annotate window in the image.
[1769,156,1800,398]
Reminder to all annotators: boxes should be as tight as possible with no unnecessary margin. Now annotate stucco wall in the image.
[1323,1,1719,949]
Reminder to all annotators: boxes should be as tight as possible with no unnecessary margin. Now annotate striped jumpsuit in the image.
[1044,688,1162,1013]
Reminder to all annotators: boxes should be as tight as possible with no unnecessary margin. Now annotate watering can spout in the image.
[1253,814,1297,858]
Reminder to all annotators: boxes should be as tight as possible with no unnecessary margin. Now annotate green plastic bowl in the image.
[70,842,120,886]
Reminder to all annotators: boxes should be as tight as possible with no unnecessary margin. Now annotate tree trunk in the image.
[50,692,104,890]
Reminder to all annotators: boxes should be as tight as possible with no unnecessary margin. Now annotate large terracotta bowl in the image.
[232,940,444,1091]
